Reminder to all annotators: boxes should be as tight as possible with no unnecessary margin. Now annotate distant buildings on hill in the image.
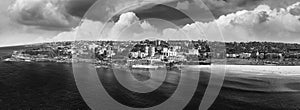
[3,40,300,65]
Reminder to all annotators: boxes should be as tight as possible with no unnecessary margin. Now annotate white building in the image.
[149,47,155,57]
[188,49,199,55]
[130,52,139,58]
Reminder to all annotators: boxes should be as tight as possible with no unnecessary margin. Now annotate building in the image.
[138,52,147,58]
[130,52,139,58]
[149,46,155,57]
[288,48,300,54]
[226,54,239,58]
[188,49,199,55]
[239,53,251,59]
[145,46,149,56]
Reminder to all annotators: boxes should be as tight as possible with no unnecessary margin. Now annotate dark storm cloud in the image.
[64,0,300,18]
[290,8,300,16]
[65,0,96,18]
[9,0,81,31]
[8,0,300,30]
[200,0,264,17]
[187,0,300,19]
[133,4,194,26]
[289,3,300,16]
[74,0,298,16]
[109,1,195,26]
[262,0,300,9]
[107,0,276,26]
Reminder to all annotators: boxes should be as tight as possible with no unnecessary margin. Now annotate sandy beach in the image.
[177,64,300,77]
[225,65,300,76]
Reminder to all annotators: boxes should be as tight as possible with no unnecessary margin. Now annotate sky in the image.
[0,0,300,47]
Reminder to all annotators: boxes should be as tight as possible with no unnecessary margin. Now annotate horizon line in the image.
[1,40,300,48]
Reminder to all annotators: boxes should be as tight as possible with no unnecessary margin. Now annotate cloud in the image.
[108,12,140,39]
[51,19,105,42]
[184,2,300,42]
[8,0,300,31]
[153,2,300,42]
[50,2,300,43]
[64,0,96,18]
[51,12,162,41]
[161,28,187,40]
[109,12,162,40]
[200,0,263,17]
[288,2,300,16]
[140,21,157,31]
[262,0,300,9]
[8,0,80,30]
[176,1,190,10]
[48,12,140,42]
[196,0,299,19]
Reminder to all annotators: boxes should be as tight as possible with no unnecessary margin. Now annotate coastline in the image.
[225,65,300,76]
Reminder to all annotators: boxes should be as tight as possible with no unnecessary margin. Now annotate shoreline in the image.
[3,59,300,66]
[2,61,300,76]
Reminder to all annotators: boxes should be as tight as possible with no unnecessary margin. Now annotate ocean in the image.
[1,47,300,110]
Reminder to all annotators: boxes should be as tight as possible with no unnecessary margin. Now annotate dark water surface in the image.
[0,62,89,109]
[1,61,300,110]
[1,46,300,110]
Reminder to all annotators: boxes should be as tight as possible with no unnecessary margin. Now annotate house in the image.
[188,49,199,55]
[239,53,251,59]
[226,54,239,58]
[288,48,300,54]
[265,53,283,59]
